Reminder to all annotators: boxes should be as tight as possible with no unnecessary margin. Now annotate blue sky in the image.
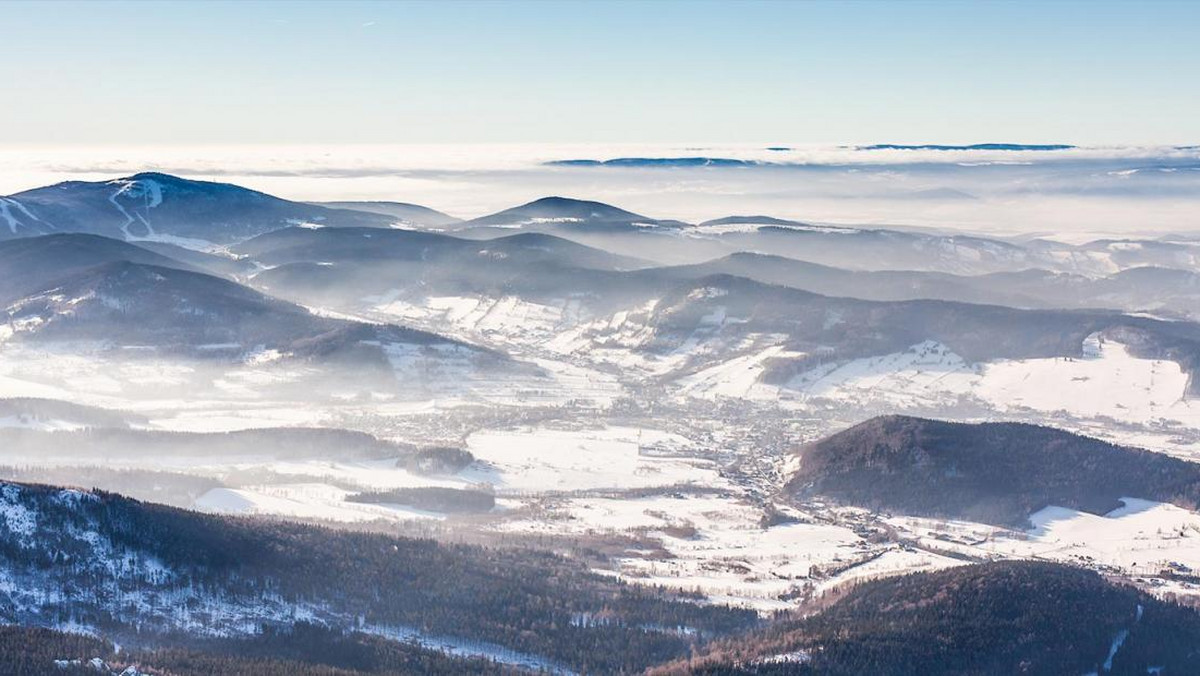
[2,0,1197,145]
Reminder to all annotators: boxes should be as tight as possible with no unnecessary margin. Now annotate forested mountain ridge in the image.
[0,173,395,244]
[0,623,515,675]
[0,480,756,674]
[654,561,1200,675]
[787,415,1200,526]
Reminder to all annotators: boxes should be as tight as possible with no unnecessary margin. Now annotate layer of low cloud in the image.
[1,144,1197,240]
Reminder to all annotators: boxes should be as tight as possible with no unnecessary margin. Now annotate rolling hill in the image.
[0,173,395,245]
[461,196,690,232]
[658,561,1200,675]
[313,200,462,228]
[787,415,1200,526]
[0,479,756,674]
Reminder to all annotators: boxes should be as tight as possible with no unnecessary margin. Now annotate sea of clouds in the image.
[1,144,1197,241]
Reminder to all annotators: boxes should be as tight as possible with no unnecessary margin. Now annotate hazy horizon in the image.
[4,142,1198,239]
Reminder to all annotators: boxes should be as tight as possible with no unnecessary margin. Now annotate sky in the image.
[3,0,1198,146]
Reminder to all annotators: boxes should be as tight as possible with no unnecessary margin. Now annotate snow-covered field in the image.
[658,333,1196,429]
[781,340,979,407]
[194,483,446,523]
[499,493,848,610]
[463,426,718,492]
[189,425,725,521]
[496,493,960,611]
[768,334,1196,425]
[0,414,87,431]
[887,497,1200,594]
[975,338,1194,423]
[677,342,806,401]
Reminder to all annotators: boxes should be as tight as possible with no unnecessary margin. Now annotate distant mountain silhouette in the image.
[0,172,394,244]
[313,200,461,228]
[859,143,1076,151]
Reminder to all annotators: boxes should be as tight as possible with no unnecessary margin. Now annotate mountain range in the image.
[6,170,1200,673]
[0,173,393,245]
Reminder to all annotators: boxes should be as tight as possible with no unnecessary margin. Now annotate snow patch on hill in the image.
[195,483,445,523]
[0,197,41,234]
[782,340,977,407]
[0,414,86,431]
[696,336,1200,432]
[976,337,1192,423]
[888,497,1200,589]
[372,294,594,348]
[677,342,806,400]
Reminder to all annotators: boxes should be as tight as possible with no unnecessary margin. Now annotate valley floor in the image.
[6,314,1200,615]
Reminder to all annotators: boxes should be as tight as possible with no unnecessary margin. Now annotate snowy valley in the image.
[3,171,1200,673]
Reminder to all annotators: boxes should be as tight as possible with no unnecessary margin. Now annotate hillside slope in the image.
[658,561,1200,675]
[0,480,756,673]
[787,415,1200,526]
[0,173,394,244]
